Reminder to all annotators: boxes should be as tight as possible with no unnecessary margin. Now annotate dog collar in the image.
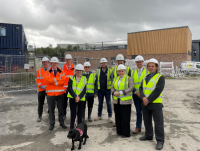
[76,128,83,136]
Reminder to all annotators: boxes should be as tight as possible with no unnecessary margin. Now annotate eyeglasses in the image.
[84,67,90,68]
[136,62,143,64]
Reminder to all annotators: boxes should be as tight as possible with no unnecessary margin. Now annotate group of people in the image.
[36,53,165,150]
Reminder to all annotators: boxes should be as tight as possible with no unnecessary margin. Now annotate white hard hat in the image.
[50,57,59,63]
[75,64,84,70]
[135,55,144,62]
[42,56,49,62]
[116,54,124,61]
[100,58,108,63]
[84,62,91,67]
[148,58,159,65]
[65,54,72,59]
[117,64,126,71]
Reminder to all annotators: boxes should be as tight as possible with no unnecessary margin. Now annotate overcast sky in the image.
[1,0,200,47]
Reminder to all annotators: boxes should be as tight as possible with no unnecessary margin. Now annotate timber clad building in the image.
[63,26,192,68]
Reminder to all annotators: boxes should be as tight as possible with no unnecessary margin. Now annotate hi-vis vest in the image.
[67,76,87,101]
[131,68,149,92]
[112,66,130,77]
[83,73,96,93]
[112,75,132,101]
[62,63,75,90]
[143,73,162,103]
[96,68,112,90]
[36,68,47,92]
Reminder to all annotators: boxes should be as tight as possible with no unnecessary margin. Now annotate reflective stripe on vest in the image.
[142,73,162,103]
[86,73,96,93]
[112,66,130,77]
[67,76,87,101]
[97,68,112,89]
[112,75,132,101]
[131,68,148,92]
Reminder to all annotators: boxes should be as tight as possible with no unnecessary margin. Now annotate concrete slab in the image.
[0,79,200,151]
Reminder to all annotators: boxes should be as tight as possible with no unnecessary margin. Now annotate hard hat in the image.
[148,58,159,65]
[50,57,59,63]
[100,58,108,63]
[117,64,126,71]
[116,54,124,61]
[65,54,72,59]
[75,64,84,70]
[135,55,144,62]
[42,56,49,62]
[84,62,91,67]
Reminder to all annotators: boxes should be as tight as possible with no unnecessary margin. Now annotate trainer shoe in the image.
[94,116,102,121]
[108,117,113,123]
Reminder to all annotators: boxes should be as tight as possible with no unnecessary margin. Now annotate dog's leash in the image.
[74,102,78,128]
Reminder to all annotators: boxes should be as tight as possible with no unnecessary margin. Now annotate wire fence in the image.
[0,72,37,95]
[0,54,36,74]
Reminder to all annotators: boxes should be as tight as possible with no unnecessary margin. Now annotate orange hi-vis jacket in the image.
[36,68,48,92]
[62,63,75,91]
[44,67,65,96]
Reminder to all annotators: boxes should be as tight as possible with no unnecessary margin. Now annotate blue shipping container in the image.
[0,49,24,55]
[0,23,27,51]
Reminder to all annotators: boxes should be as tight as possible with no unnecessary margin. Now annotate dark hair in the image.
[147,63,159,73]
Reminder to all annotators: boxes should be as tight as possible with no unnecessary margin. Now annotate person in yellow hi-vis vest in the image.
[111,64,133,137]
[131,55,149,134]
[67,64,87,129]
[139,58,165,150]
[94,58,113,123]
[82,62,98,122]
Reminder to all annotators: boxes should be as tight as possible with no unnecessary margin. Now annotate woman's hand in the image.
[75,96,80,102]
[114,92,120,96]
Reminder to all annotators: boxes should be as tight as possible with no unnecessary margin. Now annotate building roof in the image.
[128,26,191,34]
[192,40,200,43]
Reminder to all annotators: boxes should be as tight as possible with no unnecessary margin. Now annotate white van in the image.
[180,61,200,75]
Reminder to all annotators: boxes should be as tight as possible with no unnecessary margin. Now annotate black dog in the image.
[67,122,89,150]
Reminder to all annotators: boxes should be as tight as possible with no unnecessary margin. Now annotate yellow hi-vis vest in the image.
[96,68,112,90]
[112,66,130,77]
[131,68,149,92]
[67,76,87,101]
[112,75,132,101]
[86,73,96,93]
[142,73,162,103]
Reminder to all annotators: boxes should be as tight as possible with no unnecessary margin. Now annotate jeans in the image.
[97,90,112,117]
[133,94,142,128]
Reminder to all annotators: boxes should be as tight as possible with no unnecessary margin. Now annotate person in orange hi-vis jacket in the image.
[44,57,67,131]
[61,54,75,120]
[36,56,50,122]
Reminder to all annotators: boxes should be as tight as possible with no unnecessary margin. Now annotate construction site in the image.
[1,24,200,151]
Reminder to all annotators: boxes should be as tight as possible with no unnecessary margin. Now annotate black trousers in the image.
[38,91,47,116]
[63,90,68,116]
[47,94,64,125]
[70,99,84,129]
[142,106,165,143]
[114,99,131,137]
[84,96,94,109]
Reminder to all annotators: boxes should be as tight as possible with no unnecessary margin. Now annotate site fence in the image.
[0,72,37,95]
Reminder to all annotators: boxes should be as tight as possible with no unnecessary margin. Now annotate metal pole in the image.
[77,44,78,52]
[102,41,103,50]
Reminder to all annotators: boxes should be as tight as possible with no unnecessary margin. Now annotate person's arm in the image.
[44,72,55,84]
[123,77,134,95]
[128,68,131,77]
[94,74,98,95]
[111,81,115,95]
[57,73,65,86]
[79,85,86,99]
[147,76,165,103]
[139,80,145,99]
[67,78,77,98]
[36,70,43,88]
[110,69,113,83]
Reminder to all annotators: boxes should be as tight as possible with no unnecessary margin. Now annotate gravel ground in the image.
[0,79,200,151]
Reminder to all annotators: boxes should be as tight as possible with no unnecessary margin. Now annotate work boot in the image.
[49,124,54,131]
[82,108,85,122]
[60,123,67,129]
[108,117,113,123]
[156,142,163,150]
[139,136,153,141]
[37,115,42,122]
[88,108,92,122]
[132,128,141,134]
[94,116,102,121]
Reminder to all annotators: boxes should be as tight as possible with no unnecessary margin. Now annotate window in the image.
[193,50,197,56]
[0,26,6,36]
[85,58,90,62]
[196,65,200,69]
[131,55,137,59]
[111,57,115,61]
